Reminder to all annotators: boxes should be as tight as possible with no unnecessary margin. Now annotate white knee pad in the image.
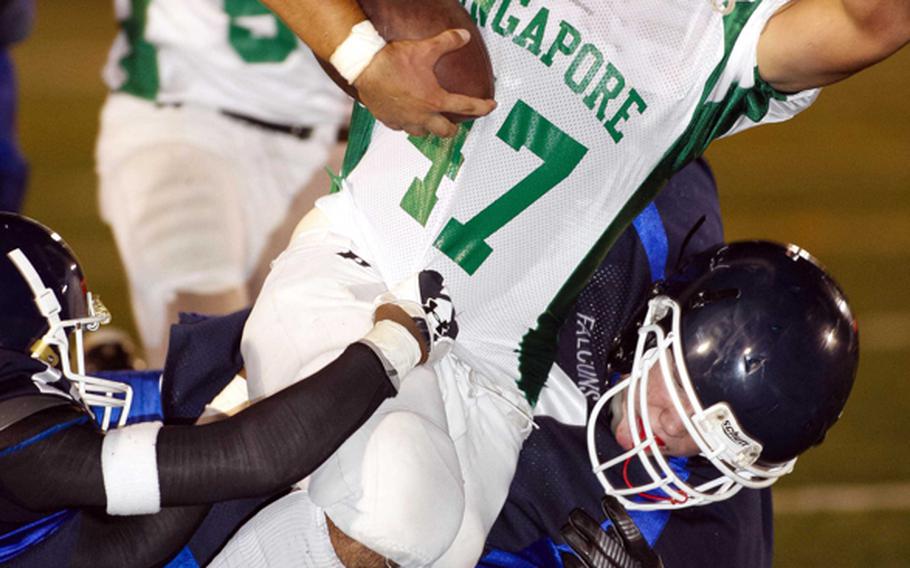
[316,409,465,566]
[307,366,464,566]
[430,508,488,568]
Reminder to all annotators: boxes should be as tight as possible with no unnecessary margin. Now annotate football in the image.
[320,0,495,121]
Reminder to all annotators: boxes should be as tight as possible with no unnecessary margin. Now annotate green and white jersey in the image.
[321,0,817,403]
[103,0,349,125]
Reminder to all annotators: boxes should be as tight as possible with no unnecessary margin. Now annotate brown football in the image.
[319,0,495,122]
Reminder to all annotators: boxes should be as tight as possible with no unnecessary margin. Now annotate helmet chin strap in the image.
[7,249,63,322]
[6,249,133,430]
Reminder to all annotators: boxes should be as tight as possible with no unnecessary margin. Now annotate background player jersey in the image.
[323,0,817,404]
[102,0,349,125]
[483,159,774,568]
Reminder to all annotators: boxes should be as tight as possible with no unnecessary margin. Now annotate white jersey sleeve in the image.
[708,0,820,139]
[103,0,350,126]
[321,0,827,406]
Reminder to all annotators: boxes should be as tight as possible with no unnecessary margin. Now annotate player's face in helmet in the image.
[610,355,699,458]
[587,241,858,511]
[0,213,132,429]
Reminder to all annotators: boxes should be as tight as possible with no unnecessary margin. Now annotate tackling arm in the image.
[0,343,394,513]
[758,0,910,93]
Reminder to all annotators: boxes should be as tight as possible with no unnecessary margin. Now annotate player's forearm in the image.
[157,343,396,505]
[759,0,910,92]
[261,0,366,61]
[71,506,210,568]
[0,344,395,513]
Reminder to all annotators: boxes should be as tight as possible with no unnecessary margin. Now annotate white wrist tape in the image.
[359,320,422,389]
[329,20,387,84]
[101,421,163,515]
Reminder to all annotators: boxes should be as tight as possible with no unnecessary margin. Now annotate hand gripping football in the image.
[321,0,495,121]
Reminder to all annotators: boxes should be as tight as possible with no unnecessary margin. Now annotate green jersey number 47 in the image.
[401,100,588,275]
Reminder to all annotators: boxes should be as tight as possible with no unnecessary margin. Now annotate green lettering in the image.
[583,63,625,121]
[400,123,474,226]
[118,0,159,99]
[468,0,491,26]
[513,7,549,56]
[564,43,603,94]
[435,101,587,274]
[225,0,296,63]
[540,20,581,66]
[492,0,529,37]
[604,89,647,143]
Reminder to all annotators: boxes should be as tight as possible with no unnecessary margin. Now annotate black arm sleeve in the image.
[157,341,395,503]
[70,506,210,568]
[0,342,395,510]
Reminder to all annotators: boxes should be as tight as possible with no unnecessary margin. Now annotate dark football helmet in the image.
[1,213,131,429]
[587,240,859,510]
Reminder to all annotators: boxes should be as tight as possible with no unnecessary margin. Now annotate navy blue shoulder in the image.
[485,159,772,567]
[0,350,74,411]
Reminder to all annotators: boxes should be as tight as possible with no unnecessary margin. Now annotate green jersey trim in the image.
[516,0,787,405]
[333,103,377,193]
[116,0,159,100]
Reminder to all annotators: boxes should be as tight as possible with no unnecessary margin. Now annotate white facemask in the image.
[586,295,795,510]
[7,248,132,430]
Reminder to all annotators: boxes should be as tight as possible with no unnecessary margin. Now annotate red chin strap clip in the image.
[620,418,689,505]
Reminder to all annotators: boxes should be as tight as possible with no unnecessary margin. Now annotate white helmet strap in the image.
[6,248,132,430]
[7,249,63,321]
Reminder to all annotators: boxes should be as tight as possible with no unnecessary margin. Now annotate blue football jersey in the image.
[483,159,773,568]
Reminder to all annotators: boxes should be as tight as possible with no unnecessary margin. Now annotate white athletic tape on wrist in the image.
[329,20,387,84]
[359,320,422,389]
[101,421,163,515]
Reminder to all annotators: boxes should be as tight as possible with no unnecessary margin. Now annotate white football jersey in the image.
[320,0,817,404]
[102,0,350,125]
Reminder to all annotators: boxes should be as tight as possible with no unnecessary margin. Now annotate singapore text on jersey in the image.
[460,0,649,143]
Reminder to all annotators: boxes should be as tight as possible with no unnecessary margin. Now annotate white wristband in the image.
[329,20,387,85]
[101,421,163,515]
[359,320,422,389]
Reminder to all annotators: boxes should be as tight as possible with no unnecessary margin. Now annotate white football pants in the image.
[96,93,342,355]
[240,210,533,566]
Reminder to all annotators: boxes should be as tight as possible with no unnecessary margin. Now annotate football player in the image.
[0,213,455,567]
[96,0,356,367]
[214,158,857,568]
[482,167,858,567]
[236,0,902,565]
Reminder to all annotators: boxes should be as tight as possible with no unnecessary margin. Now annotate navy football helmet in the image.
[587,240,859,510]
[1,213,131,429]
